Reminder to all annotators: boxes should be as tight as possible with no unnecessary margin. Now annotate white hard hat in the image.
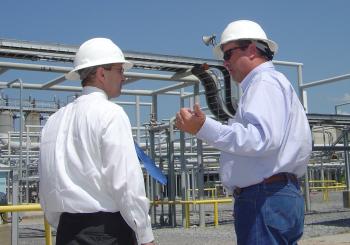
[213,20,278,60]
[65,38,133,80]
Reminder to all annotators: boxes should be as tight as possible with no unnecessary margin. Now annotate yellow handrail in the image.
[0,204,41,212]
[308,180,347,201]
[309,180,337,183]
[0,204,52,245]
[152,198,232,227]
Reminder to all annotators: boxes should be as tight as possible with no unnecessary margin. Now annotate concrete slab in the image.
[300,232,350,245]
[0,223,10,245]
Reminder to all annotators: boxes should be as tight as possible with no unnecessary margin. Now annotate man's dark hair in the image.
[255,40,274,60]
[235,40,274,61]
[79,64,114,87]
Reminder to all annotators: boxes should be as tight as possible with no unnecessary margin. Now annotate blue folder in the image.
[134,142,167,185]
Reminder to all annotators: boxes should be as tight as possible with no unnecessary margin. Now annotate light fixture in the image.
[202,34,217,47]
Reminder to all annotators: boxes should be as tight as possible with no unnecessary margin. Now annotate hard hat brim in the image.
[213,38,278,60]
[65,61,133,81]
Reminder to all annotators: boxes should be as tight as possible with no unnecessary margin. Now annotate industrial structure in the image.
[1,38,350,244]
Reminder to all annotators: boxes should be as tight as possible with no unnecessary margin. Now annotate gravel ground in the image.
[1,191,350,245]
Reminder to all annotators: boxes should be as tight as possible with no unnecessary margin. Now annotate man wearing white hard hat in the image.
[176,20,311,244]
[39,38,155,245]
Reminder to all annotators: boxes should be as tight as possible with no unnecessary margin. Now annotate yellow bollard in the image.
[44,218,52,245]
[185,203,190,228]
[214,202,218,227]
[322,187,329,202]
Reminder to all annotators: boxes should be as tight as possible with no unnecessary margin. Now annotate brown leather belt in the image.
[263,172,297,184]
[233,172,298,196]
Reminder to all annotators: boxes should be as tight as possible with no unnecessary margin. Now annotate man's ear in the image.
[248,43,258,59]
[95,66,105,83]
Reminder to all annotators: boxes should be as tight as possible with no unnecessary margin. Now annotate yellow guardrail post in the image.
[323,187,329,201]
[185,203,190,228]
[44,217,52,245]
[213,202,218,227]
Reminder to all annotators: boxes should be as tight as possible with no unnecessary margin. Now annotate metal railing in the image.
[309,180,347,201]
[152,199,232,227]
[0,204,52,245]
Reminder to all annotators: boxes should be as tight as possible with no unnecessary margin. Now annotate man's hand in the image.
[175,103,206,135]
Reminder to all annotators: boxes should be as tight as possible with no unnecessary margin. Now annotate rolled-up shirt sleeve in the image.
[101,109,154,244]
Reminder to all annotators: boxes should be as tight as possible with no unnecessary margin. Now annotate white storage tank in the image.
[0,111,14,147]
[25,112,41,133]
[0,111,14,133]
[25,112,41,143]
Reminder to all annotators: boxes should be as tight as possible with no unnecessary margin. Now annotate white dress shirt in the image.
[39,86,154,244]
[197,61,312,191]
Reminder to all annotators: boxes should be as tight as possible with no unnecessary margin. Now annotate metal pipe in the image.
[7,78,24,245]
[168,117,177,227]
[151,82,196,95]
[344,129,350,191]
[0,81,189,96]
[194,83,205,227]
[0,61,70,73]
[127,72,198,82]
[273,60,303,66]
[0,61,199,83]
[41,75,66,89]
[136,96,141,143]
[116,100,152,106]
[26,126,30,203]
[297,64,305,107]
[180,89,187,227]
[149,129,157,224]
[300,74,350,89]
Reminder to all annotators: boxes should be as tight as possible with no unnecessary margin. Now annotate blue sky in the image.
[1,0,350,120]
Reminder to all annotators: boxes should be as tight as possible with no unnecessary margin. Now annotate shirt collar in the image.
[240,61,275,92]
[81,86,108,100]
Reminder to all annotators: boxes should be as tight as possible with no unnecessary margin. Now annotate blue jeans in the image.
[233,179,304,245]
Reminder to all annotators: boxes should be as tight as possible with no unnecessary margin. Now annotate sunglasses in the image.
[223,46,248,61]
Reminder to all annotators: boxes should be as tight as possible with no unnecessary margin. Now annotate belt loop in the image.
[286,173,292,184]
[261,180,266,191]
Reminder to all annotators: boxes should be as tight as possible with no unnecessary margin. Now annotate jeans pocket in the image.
[264,193,304,232]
